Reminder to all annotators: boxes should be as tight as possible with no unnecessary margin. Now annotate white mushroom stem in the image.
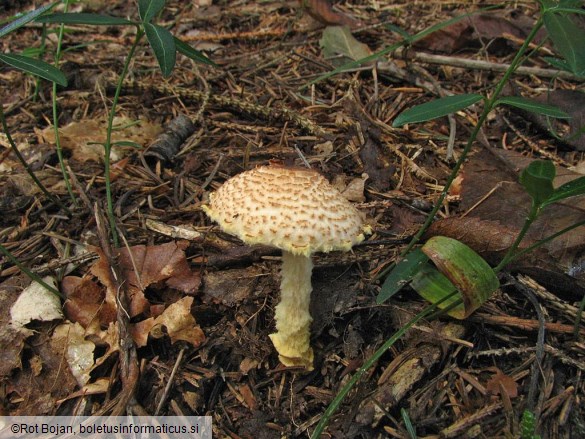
[269,251,315,370]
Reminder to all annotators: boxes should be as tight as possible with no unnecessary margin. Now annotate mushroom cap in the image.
[202,166,369,256]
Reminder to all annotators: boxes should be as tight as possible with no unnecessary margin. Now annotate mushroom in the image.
[202,165,370,370]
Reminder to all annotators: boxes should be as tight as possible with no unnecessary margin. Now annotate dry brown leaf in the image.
[118,240,202,317]
[486,368,518,398]
[62,274,117,330]
[50,322,96,386]
[300,0,358,28]
[37,116,162,162]
[415,13,527,54]
[130,297,205,348]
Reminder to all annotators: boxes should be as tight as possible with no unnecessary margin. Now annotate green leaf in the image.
[37,12,135,26]
[543,175,585,206]
[519,160,556,206]
[144,23,176,77]
[0,53,67,86]
[544,11,585,76]
[138,0,166,23]
[0,2,58,38]
[410,264,463,316]
[542,56,574,73]
[400,409,417,439]
[174,37,216,66]
[393,94,484,127]
[377,248,429,304]
[496,96,570,119]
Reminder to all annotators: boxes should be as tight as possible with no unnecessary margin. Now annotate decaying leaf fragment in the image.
[10,277,63,336]
[37,116,162,162]
[320,26,372,66]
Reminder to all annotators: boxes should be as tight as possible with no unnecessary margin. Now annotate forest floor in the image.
[1,0,584,438]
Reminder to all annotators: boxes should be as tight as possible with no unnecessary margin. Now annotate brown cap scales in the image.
[202,166,369,256]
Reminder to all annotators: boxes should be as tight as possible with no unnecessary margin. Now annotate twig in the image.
[155,347,186,415]
[384,48,583,81]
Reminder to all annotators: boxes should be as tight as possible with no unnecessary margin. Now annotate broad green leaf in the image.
[544,11,585,76]
[420,236,499,319]
[496,96,570,119]
[377,248,429,304]
[0,2,57,38]
[392,94,483,127]
[138,0,165,23]
[543,175,585,206]
[519,160,555,205]
[410,264,463,317]
[144,23,176,77]
[0,53,67,86]
[37,12,134,26]
[174,37,216,66]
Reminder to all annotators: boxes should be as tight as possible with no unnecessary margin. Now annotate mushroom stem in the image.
[269,251,314,370]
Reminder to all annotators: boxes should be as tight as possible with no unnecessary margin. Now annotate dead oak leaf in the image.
[130,297,205,348]
[117,240,202,318]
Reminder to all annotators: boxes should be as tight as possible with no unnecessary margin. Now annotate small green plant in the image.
[0,2,69,213]
[520,410,542,439]
[311,1,585,437]
[37,0,215,246]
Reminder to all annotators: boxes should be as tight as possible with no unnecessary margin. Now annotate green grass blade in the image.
[543,175,585,206]
[0,53,67,86]
[401,408,418,439]
[138,0,166,23]
[37,12,135,26]
[0,2,58,38]
[393,94,483,127]
[144,23,176,77]
[377,248,429,304]
[496,96,570,118]
[174,37,216,66]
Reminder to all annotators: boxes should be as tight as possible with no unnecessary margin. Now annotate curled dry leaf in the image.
[130,297,205,348]
[50,322,120,390]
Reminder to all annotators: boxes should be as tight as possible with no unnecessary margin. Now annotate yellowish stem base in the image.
[269,251,314,370]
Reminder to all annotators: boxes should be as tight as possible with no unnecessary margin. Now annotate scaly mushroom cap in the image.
[202,166,369,256]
